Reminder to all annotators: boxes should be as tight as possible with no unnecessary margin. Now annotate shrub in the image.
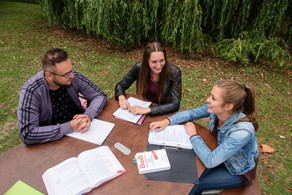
[38,0,291,66]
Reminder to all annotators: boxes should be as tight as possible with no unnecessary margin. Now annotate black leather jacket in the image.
[115,62,182,116]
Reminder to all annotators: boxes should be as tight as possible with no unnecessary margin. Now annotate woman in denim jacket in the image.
[150,79,259,194]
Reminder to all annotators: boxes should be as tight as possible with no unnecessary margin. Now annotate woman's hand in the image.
[118,95,130,109]
[184,122,197,137]
[129,105,151,115]
[150,119,170,132]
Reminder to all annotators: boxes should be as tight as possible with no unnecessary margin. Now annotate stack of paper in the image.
[113,97,151,124]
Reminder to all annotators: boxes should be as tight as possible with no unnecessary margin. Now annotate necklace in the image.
[150,73,160,82]
[151,77,159,82]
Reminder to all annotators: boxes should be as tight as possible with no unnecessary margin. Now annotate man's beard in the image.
[53,79,73,88]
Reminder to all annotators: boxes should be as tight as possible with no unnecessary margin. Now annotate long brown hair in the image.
[138,41,168,102]
[215,79,258,131]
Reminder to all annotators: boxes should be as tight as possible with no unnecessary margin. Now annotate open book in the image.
[148,125,193,149]
[66,119,115,145]
[135,149,171,174]
[113,97,152,124]
[42,146,126,195]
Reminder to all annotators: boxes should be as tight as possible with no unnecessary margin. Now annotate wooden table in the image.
[0,95,260,194]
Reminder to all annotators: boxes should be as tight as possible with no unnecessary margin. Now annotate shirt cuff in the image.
[60,122,73,135]
[84,108,95,120]
[167,116,175,125]
[189,134,199,140]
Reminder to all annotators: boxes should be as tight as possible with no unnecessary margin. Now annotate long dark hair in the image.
[138,41,168,102]
[215,79,258,131]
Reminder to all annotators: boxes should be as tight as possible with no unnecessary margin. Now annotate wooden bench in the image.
[223,178,261,194]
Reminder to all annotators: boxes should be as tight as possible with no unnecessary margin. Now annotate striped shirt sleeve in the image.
[17,78,71,145]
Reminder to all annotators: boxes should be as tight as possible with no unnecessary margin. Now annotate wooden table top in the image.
[0,95,236,195]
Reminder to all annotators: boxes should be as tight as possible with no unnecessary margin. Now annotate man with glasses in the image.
[17,48,107,145]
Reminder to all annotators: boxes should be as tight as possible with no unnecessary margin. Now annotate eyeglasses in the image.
[49,64,75,79]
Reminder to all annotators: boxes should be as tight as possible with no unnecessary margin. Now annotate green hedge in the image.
[6,0,39,3]
[39,0,291,66]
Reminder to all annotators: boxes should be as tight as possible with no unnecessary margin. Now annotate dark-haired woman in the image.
[150,80,259,194]
[115,41,181,116]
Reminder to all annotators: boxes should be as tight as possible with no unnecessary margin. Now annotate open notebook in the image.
[113,97,151,124]
[66,119,115,145]
[148,125,193,149]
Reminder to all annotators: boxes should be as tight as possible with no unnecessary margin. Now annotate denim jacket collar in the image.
[210,112,246,133]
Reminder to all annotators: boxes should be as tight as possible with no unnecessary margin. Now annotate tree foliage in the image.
[39,0,291,66]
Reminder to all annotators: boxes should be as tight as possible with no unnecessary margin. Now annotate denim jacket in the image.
[168,104,259,175]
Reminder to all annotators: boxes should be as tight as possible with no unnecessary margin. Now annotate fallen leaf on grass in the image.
[259,144,275,153]
[266,165,273,168]
[273,129,279,133]
[279,135,285,139]
[288,187,292,191]
[266,176,270,181]
[280,153,286,157]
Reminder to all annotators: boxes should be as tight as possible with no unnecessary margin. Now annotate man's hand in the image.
[70,114,91,133]
[150,119,170,132]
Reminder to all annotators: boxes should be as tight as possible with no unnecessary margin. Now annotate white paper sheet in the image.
[66,119,115,145]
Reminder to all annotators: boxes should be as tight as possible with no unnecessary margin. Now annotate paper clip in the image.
[162,146,181,150]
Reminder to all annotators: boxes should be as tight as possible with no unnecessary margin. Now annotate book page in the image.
[148,125,193,149]
[66,119,115,145]
[127,97,152,107]
[42,158,92,195]
[113,97,151,124]
[113,109,142,124]
[77,146,126,188]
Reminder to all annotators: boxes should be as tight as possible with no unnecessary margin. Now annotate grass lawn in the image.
[0,1,291,194]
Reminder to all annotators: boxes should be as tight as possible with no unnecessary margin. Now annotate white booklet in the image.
[135,149,171,174]
[113,97,152,124]
[66,119,115,145]
[42,146,126,195]
[148,125,193,149]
